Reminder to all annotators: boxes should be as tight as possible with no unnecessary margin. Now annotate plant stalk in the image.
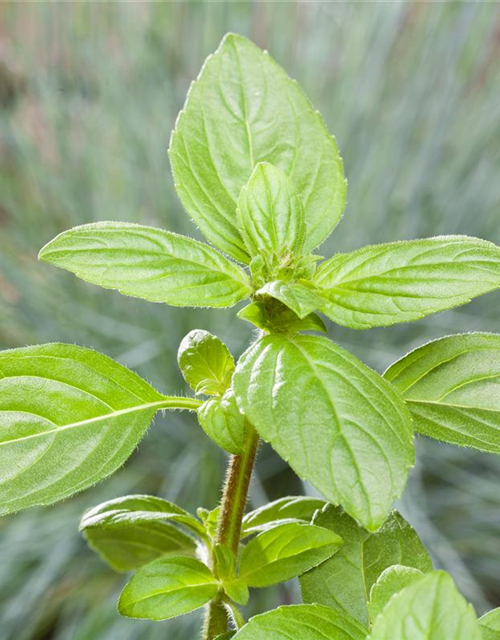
[201,423,260,639]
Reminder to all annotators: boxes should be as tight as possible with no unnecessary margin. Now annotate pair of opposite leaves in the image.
[1,33,500,532]
[91,496,498,640]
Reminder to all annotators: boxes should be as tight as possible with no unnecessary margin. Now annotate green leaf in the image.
[232,604,368,640]
[80,495,206,539]
[300,506,432,627]
[169,33,346,262]
[368,571,481,640]
[0,344,198,516]
[385,333,500,454]
[236,162,305,260]
[237,301,327,334]
[242,496,325,536]
[118,556,218,621]
[39,222,251,308]
[82,522,197,573]
[479,608,500,640]
[314,236,500,329]
[178,330,235,396]
[215,634,236,640]
[238,522,342,588]
[257,280,324,319]
[233,334,414,530]
[368,565,424,623]
[198,389,246,454]
[197,506,220,540]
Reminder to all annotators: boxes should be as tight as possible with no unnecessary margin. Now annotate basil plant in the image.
[3,33,500,640]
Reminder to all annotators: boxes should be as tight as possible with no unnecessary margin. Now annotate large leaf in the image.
[385,333,500,454]
[39,222,251,308]
[480,608,500,640]
[236,162,305,260]
[233,334,414,530]
[300,506,432,627]
[368,571,481,640]
[169,33,346,262]
[118,556,218,620]
[242,496,325,536]
[239,522,342,588]
[0,344,199,515]
[368,565,424,623]
[232,605,368,640]
[178,329,235,396]
[314,236,500,329]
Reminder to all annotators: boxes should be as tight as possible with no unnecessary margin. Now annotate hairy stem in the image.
[201,423,260,639]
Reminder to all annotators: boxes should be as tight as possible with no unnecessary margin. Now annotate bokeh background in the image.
[0,2,499,638]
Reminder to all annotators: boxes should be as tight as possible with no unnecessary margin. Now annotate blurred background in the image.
[0,2,499,638]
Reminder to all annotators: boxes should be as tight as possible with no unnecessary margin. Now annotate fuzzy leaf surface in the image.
[232,604,368,640]
[39,222,251,308]
[233,334,414,530]
[0,344,191,516]
[368,565,424,623]
[169,33,345,262]
[198,389,246,454]
[480,608,500,640]
[118,556,218,620]
[368,571,481,640]
[239,522,342,588]
[314,236,500,329]
[385,333,500,454]
[300,506,432,627]
[178,329,235,395]
[237,301,327,334]
[236,162,305,260]
[242,496,325,536]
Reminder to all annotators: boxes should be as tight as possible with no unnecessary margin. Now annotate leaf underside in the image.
[385,332,500,454]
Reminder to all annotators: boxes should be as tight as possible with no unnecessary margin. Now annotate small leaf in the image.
[368,565,424,623]
[169,33,346,262]
[233,334,414,530]
[80,495,206,539]
[118,556,219,621]
[197,506,221,540]
[257,280,324,319]
[232,604,368,640]
[242,496,325,536]
[314,236,500,329]
[198,389,246,454]
[237,301,327,334]
[368,571,481,640]
[238,522,342,588]
[39,222,251,308]
[0,344,196,516]
[479,608,500,640]
[236,162,305,260]
[385,333,500,454]
[178,330,235,396]
[83,522,197,572]
[300,506,432,627]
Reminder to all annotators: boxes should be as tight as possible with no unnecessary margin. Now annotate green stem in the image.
[201,422,260,639]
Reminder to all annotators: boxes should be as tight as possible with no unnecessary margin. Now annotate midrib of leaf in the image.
[0,397,201,447]
[288,340,372,521]
[126,580,216,606]
[394,344,499,394]
[232,39,255,170]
